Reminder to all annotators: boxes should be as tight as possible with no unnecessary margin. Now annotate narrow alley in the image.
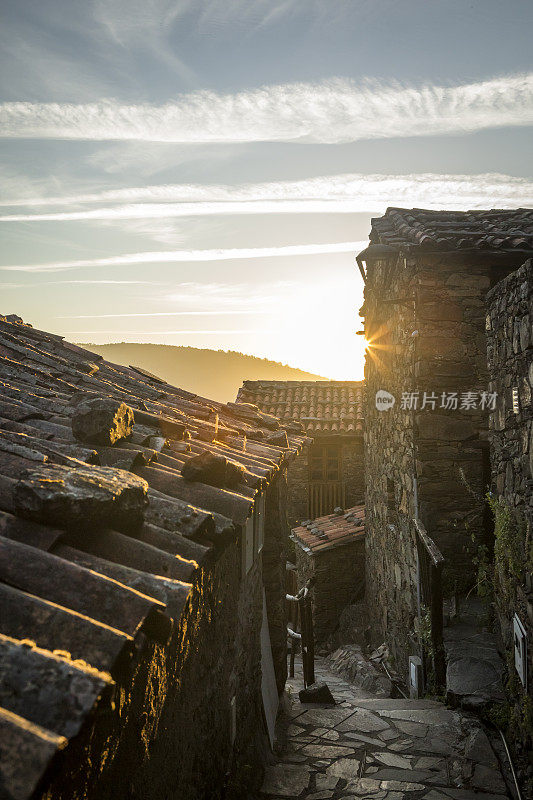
[260,657,511,800]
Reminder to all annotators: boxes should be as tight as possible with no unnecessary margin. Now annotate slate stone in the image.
[370,769,436,784]
[299,683,335,705]
[380,779,425,791]
[377,728,400,741]
[314,774,340,791]
[463,728,498,768]
[441,790,508,800]
[380,708,459,726]
[470,764,507,795]
[298,707,354,727]
[337,709,390,733]
[261,763,310,797]
[373,752,412,769]
[181,450,245,489]
[71,397,134,445]
[352,699,441,711]
[326,757,361,780]
[301,743,358,758]
[394,721,428,738]
[265,430,289,447]
[13,463,148,531]
[343,732,385,747]
[388,740,413,751]
[342,777,383,795]
[321,730,340,741]
[286,724,305,736]
[446,657,504,704]
[414,757,445,770]
[416,413,475,441]
[420,738,455,755]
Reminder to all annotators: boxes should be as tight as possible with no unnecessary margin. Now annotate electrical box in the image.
[408,655,423,699]
[513,614,527,689]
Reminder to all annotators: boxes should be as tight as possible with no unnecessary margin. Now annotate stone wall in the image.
[363,252,517,675]
[286,444,309,526]
[41,534,269,800]
[286,438,365,528]
[263,471,290,694]
[486,259,533,751]
[294,539,365,645]
[343,438,365,508]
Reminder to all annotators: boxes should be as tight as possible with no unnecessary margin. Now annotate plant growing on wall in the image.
[415,605,438,694]
[487,493,531,600]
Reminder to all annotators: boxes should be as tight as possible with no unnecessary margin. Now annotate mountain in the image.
[79,343,326,403]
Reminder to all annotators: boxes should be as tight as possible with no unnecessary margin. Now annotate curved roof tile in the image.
[236,381,364,435]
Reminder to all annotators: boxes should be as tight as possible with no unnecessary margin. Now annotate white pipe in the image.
[497,727,523,800]
[287,627,302,639]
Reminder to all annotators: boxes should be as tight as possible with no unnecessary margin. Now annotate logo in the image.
[375,390,395,411]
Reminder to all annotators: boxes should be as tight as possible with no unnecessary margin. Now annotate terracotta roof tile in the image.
[237,381,364,435]
[291,505,365,554]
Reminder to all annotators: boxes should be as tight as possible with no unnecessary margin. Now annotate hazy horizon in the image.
[80,340,329,377]
[82,341,330,402]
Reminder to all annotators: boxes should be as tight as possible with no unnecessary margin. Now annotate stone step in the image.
[262,655,512,800]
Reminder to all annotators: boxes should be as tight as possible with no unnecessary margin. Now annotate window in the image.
[309,443,342,482]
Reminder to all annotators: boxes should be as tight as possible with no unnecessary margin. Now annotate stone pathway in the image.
[444,596,506,710]
[260,657,512,800]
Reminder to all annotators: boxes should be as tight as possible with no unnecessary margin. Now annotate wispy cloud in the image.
[68,329,271,336]
[2,279,164,289]
[2,173,532,222]
[60,309,269,318]
[1,241,365,273]
[1,74,532,144]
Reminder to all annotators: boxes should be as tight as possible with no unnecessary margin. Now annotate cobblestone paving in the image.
[260,658,511,800]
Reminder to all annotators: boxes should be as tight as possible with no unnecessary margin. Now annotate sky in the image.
[1,1,533,380]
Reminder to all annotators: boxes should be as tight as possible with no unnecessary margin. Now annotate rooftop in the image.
[291,505,365,554]
[360,207,533,255]
[236,381,364,435]
[0,314,307,800]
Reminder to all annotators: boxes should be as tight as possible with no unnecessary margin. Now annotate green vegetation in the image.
[417,605,437,695]
[487,493,531,601]
[80,342,326,403]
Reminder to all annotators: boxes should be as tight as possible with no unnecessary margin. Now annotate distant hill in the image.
[79,343,326,403]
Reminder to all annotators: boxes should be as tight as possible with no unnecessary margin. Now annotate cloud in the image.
[67,329,271,336]
[1,74,532,144]
[93,0,342,40]
[59,280,299,317]
[2,279,164,289]
[60,309,269,318]
[2,173,532,223]
[0,241,366,273]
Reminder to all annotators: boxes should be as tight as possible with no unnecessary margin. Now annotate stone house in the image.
[486,259,532,749]
[291,506,365,644]
[0,315,307,800]
[358,207,533,677]
[237,381,365,526]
